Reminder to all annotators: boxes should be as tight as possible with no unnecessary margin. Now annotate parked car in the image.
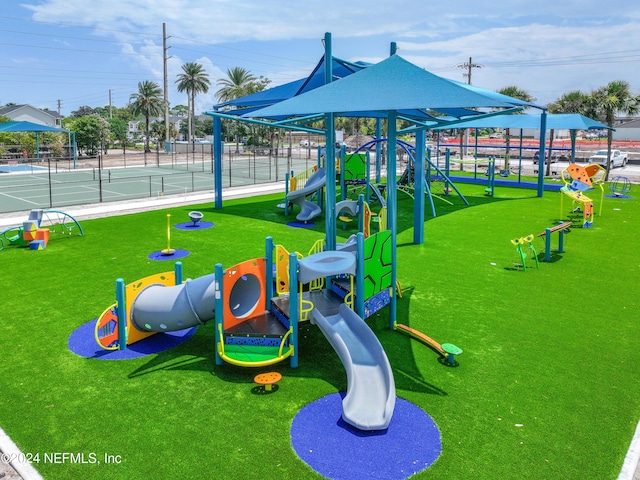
[588,149,628,168]
[532,150,558,164]
[489,132,502,139]
[299,140,316,147]
[426,143,444,156]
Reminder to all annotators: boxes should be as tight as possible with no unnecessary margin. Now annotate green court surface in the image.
[0,157,315,214]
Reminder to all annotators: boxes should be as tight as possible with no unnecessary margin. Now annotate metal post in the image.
[116,278,127,350]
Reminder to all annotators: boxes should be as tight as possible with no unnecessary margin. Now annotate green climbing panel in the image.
[363,230,392,299]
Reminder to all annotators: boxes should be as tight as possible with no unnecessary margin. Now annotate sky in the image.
[1,0,639,118]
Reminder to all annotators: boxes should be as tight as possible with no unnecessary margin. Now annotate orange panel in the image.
[566,164,592,188]
[35,228,50,246]
[223,258,266,330]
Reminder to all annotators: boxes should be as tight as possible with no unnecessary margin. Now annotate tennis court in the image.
[0,153,318,214]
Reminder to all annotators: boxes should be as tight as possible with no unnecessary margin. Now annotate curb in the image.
[0,428,44,480]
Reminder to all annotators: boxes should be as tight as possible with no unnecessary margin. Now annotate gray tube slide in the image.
[130,273,216,332]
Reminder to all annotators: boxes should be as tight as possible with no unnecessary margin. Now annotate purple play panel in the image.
[291,393,441,480]
[286,221,316,229]
[68,319,197,360]
[174,221,215,230]
[148,249,190,260]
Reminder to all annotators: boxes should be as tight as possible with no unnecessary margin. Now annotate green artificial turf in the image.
[0,181,638,480]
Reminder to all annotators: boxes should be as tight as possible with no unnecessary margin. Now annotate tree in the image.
[129,80,166,153]
[215,67,256,103]
[72,115,110,156]
[170,105,189,117]
[70,106,96,118]
[175,62,211,149]
[246,75,271,95]
[108,117,129,154]
[215,67,272,149]
[496,86,535,169]
[150,120,178,149]
[547,90,590,170]
[585,81,639,180]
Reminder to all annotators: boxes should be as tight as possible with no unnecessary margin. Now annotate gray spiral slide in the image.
[287,167,326,221]
[130,273,217,332]
[299,250,396,431]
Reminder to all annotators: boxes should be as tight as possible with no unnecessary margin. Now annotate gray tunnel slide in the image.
[130,273,217,332]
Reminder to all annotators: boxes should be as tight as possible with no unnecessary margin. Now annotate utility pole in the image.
[163,23,170,149]
[456,57,484,157]
[109,89,112,118]
[57,99,61,115]
[457,56,483,85]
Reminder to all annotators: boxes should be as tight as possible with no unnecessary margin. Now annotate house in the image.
[128,116,187,140]
[0,104,63,128]
[613,118,640,142]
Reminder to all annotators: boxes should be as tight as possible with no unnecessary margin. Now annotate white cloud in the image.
[11,0,640,112]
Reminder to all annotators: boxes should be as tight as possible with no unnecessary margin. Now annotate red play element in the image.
[96,305,119,350]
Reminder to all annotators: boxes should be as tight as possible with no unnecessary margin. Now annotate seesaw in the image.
[395,323,462,366]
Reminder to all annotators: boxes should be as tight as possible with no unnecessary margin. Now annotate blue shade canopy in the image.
[246,55,531,119]
[0,121,69,133]
[450,80,539,109]
[219,56,371,109]
[433,113,611,130]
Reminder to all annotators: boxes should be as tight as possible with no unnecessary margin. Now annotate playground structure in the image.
[0,208,84,252]
[161,214,175,255]
[510,234,539,271]
[608,176,632,198]
[94,262,216,350]
[188,211,204,226]
[509,219,573,269]
[537,221,571,263]
[345,138,470,218]
[94,227,399,430]
[283,166,326,221]
[559,163,606,228]
[338,151,387,207]
[395,323,463,366]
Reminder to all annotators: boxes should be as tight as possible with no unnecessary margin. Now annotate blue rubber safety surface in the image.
[68,318,197,360]
[148,248,190,260]
[290,393,441,480]
[286,221,316,228]
[174,221,215,230]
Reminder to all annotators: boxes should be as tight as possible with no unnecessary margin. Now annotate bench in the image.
[537,221,572,262]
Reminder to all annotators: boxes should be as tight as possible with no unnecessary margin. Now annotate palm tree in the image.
[586,81,639,180]
[547,90,590,171]
[129,81,166,153]
[496,86,535,170]
[215,67,256,103]
[176,62,211,148]
[216,67,270,151]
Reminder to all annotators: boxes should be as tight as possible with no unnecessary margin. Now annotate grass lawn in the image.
[0,179,638,480]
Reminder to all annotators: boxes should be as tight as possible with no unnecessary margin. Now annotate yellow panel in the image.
[125,271,176,345]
